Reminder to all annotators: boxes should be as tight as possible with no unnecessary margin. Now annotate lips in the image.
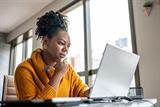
[59,53,66,58]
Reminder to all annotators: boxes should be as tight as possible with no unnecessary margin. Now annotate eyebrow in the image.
[58,39,71,46]
[58,39,66,43]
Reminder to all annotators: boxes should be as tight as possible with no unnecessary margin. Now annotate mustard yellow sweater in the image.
[14,48,88,100]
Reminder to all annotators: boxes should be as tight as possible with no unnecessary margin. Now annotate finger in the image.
[63,57,68,61]
[60,58,64,62]
[62,57,68,63]
[51,62,57,67]
[56,57,63,63]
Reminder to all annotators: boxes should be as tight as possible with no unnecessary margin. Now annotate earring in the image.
[43,44,47,50]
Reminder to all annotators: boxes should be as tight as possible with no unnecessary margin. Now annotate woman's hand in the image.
[84,87,92,97]
[48,59,69,90]
[54,59,68,77]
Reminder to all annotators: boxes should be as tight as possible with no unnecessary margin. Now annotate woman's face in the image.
[43,30,71,61]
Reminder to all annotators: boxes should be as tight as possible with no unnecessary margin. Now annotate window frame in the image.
[128,0,140,87]
[9,29,33,75]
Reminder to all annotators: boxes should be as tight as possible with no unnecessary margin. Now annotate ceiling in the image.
[0,0,54,33]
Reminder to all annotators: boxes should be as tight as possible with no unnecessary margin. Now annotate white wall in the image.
[0,34,10,75]
[7,0,74,50]
[133,0,160,103]
[0,33,10,101]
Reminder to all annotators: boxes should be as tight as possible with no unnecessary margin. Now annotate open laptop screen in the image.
[89,44,140,98]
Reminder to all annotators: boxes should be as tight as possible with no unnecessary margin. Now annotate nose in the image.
[62,45,69,53]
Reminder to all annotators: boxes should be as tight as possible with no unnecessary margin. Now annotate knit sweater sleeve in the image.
[69,65,89,97]
[14,66,57,100]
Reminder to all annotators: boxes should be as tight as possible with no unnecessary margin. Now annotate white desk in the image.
[74,99,157,107]
[1,99,158,107]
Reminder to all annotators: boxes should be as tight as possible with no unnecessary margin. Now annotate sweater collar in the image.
[31,48,52,85]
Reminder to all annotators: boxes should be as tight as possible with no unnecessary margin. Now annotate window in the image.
[14,43,23,71]
[90,0,135,86]
[80,76,86,84]
[10,29,33,74]
[65,5,85,73]
[26,29,33,58]
[26,38,33,58]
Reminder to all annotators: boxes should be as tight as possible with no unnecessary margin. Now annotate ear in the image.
[42,36,49,47]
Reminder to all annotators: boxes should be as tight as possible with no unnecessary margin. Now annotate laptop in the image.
[89,44,140,99]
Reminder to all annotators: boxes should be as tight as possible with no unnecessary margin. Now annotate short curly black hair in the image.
[35,11,68,39]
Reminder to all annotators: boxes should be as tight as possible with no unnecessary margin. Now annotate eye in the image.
[58,41,65,46]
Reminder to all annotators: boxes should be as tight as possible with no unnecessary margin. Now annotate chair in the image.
[2,75,17,101]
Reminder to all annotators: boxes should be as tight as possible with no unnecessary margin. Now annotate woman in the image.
[14,11,90,100]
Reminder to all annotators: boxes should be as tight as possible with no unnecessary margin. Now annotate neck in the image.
[41,50,56,66]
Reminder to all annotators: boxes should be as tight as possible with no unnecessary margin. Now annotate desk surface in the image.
[1,99,157,107]
[75,100,157,107]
